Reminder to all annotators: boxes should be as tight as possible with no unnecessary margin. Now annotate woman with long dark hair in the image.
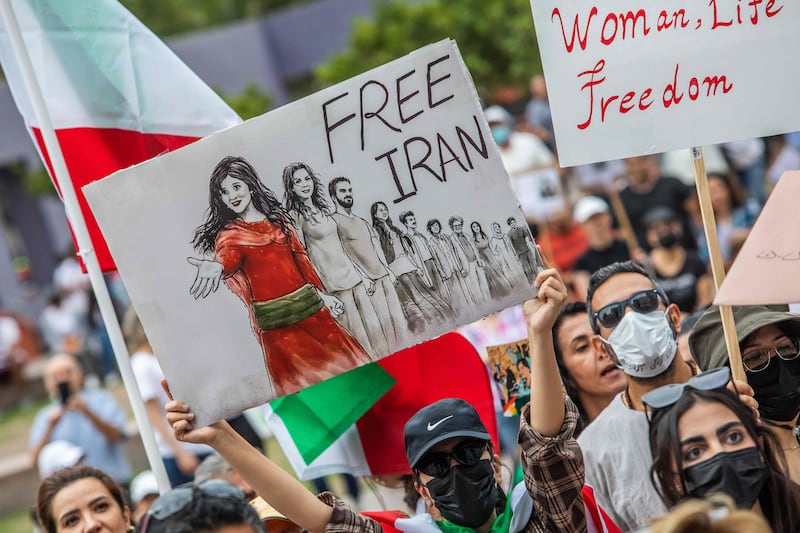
[371,202,450,333]
[645,369,800,532]
[281,162,387,356]
[470,221,513,299]
[188,156,370,396]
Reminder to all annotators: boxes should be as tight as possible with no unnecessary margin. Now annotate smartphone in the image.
[57,381,71,405]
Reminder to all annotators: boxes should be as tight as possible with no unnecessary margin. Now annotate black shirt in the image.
[574,239,630,274]
[620,176,695,250]
[653,251,708,312]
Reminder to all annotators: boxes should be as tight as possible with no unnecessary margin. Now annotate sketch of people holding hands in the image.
[282,162,386,356]
[371,202,451,333]
[448,215,490,305]
[187,156,370,396]
[426,218,470,312]
[328,177,407,349]
[489,221,526,281]
[507,216,544,283]
[470,221,513,299]
[400,210,450,304]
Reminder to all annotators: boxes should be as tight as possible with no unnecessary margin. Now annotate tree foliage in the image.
[315,0,542,98]
[217,83,272,120]
[120,0,310,36]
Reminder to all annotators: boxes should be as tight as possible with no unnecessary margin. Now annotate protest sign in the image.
[715,171,800,305]
[486,339,531,416]
[83,39,539,425]
[529,1,800,166]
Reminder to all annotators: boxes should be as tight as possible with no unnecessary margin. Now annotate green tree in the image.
[315,0,542,98]
[217,83,272,120]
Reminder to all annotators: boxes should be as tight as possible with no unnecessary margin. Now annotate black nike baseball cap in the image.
[403,398,491,469]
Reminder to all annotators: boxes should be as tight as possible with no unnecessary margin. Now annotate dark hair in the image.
[517,358,530,370]
[586,260,656,334]
[327,176,350,200]
[448,215,463,229]
[552,301,590,435]
[282,162,332,218]
[371,202,410,264]
[137,486,264,533]
[507,217,516,225]
[707,171,746,211]
[649,387,800,532]
[38,465,129,533]
[192,156,291,255]
[470,221,487,242]
[426,219,442,233]
[399,211,415,225]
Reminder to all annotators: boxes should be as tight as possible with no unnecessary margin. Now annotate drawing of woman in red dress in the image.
[188,156,370,397]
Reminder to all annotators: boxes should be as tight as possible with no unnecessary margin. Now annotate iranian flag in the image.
[265,333,500,480]
[0,0,241,271]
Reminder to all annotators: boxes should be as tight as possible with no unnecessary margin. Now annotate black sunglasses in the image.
[139,479,245,532]
[592,288,668,332]
[641,367,732,420]
[416,439,488,478]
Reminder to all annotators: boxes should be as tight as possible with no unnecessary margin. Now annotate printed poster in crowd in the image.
[528,1,800,166]
[486,339,531,416]
[84,39,542,425]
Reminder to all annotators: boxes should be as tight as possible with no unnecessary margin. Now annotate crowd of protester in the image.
[18,73,800,533]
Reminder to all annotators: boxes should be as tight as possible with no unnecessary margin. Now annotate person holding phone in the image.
[29,354,131,486]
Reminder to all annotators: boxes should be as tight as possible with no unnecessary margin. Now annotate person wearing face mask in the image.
[576,261,755,532]
[642,207,712,318]
[483,106,555,178]
[689,304,800,482]
[165,268,622,532]
[644,368,800,532]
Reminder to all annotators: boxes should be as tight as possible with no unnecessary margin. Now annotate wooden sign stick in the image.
[691,147,747,382]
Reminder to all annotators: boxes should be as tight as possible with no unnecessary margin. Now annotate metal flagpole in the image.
[0,0,171,492]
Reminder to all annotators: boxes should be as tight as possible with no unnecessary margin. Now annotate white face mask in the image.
[605,310,677,378]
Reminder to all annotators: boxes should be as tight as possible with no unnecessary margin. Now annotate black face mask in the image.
[658,232,679,248]
[747,357,800,422]
[425,458,498,528]
[684,447,769,509]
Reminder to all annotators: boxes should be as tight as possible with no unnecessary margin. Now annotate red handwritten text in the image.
[710,0,784,29]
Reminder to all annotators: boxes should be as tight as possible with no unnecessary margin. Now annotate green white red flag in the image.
[0,0,241,271]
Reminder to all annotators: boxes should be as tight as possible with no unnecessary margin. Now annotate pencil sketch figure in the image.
[426,218,471,312]
[489,221,526,281]
[448,215,490,305]
[507,216,543,283]
[328,177,408,349]
[470,221,513,299]
[188,156,370,396]
[400,210,451,307]
[371,202,452,333]
[282,162,386,357]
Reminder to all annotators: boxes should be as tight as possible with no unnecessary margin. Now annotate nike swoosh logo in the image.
[427,415,454,431]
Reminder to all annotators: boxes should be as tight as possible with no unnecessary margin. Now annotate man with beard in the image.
[577,261,755,531]
[329,177,406,349]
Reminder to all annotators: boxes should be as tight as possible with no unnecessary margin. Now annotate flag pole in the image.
[691,147,746,382]
[0,0,171,492]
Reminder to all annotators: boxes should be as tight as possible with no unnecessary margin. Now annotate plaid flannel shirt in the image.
[319,396,586,533]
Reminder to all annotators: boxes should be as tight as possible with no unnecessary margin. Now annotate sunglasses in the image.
[742,336,800,373]
[592,288,668,332]
[416,439,488,478]
[139,479,245,532]
[641,367,732,420]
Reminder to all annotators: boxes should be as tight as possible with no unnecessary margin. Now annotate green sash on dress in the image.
[252,284,323,330]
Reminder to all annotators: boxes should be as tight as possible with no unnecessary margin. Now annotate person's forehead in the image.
[678,399,741,439]
[46,356,79,378]
[591,272,654,309]
[558,313,593,347]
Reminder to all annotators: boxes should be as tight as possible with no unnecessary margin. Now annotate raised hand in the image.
[187,257,223,299]
[166,399,228,447]
[522,268,568,335]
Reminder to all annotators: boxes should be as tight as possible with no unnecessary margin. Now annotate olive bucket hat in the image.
[688,305,800,370]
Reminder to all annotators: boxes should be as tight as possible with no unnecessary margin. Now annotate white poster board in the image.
[529,1,800,166]
[84,40,541,425]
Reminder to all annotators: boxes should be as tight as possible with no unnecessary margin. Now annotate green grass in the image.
[0,508,34,533]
